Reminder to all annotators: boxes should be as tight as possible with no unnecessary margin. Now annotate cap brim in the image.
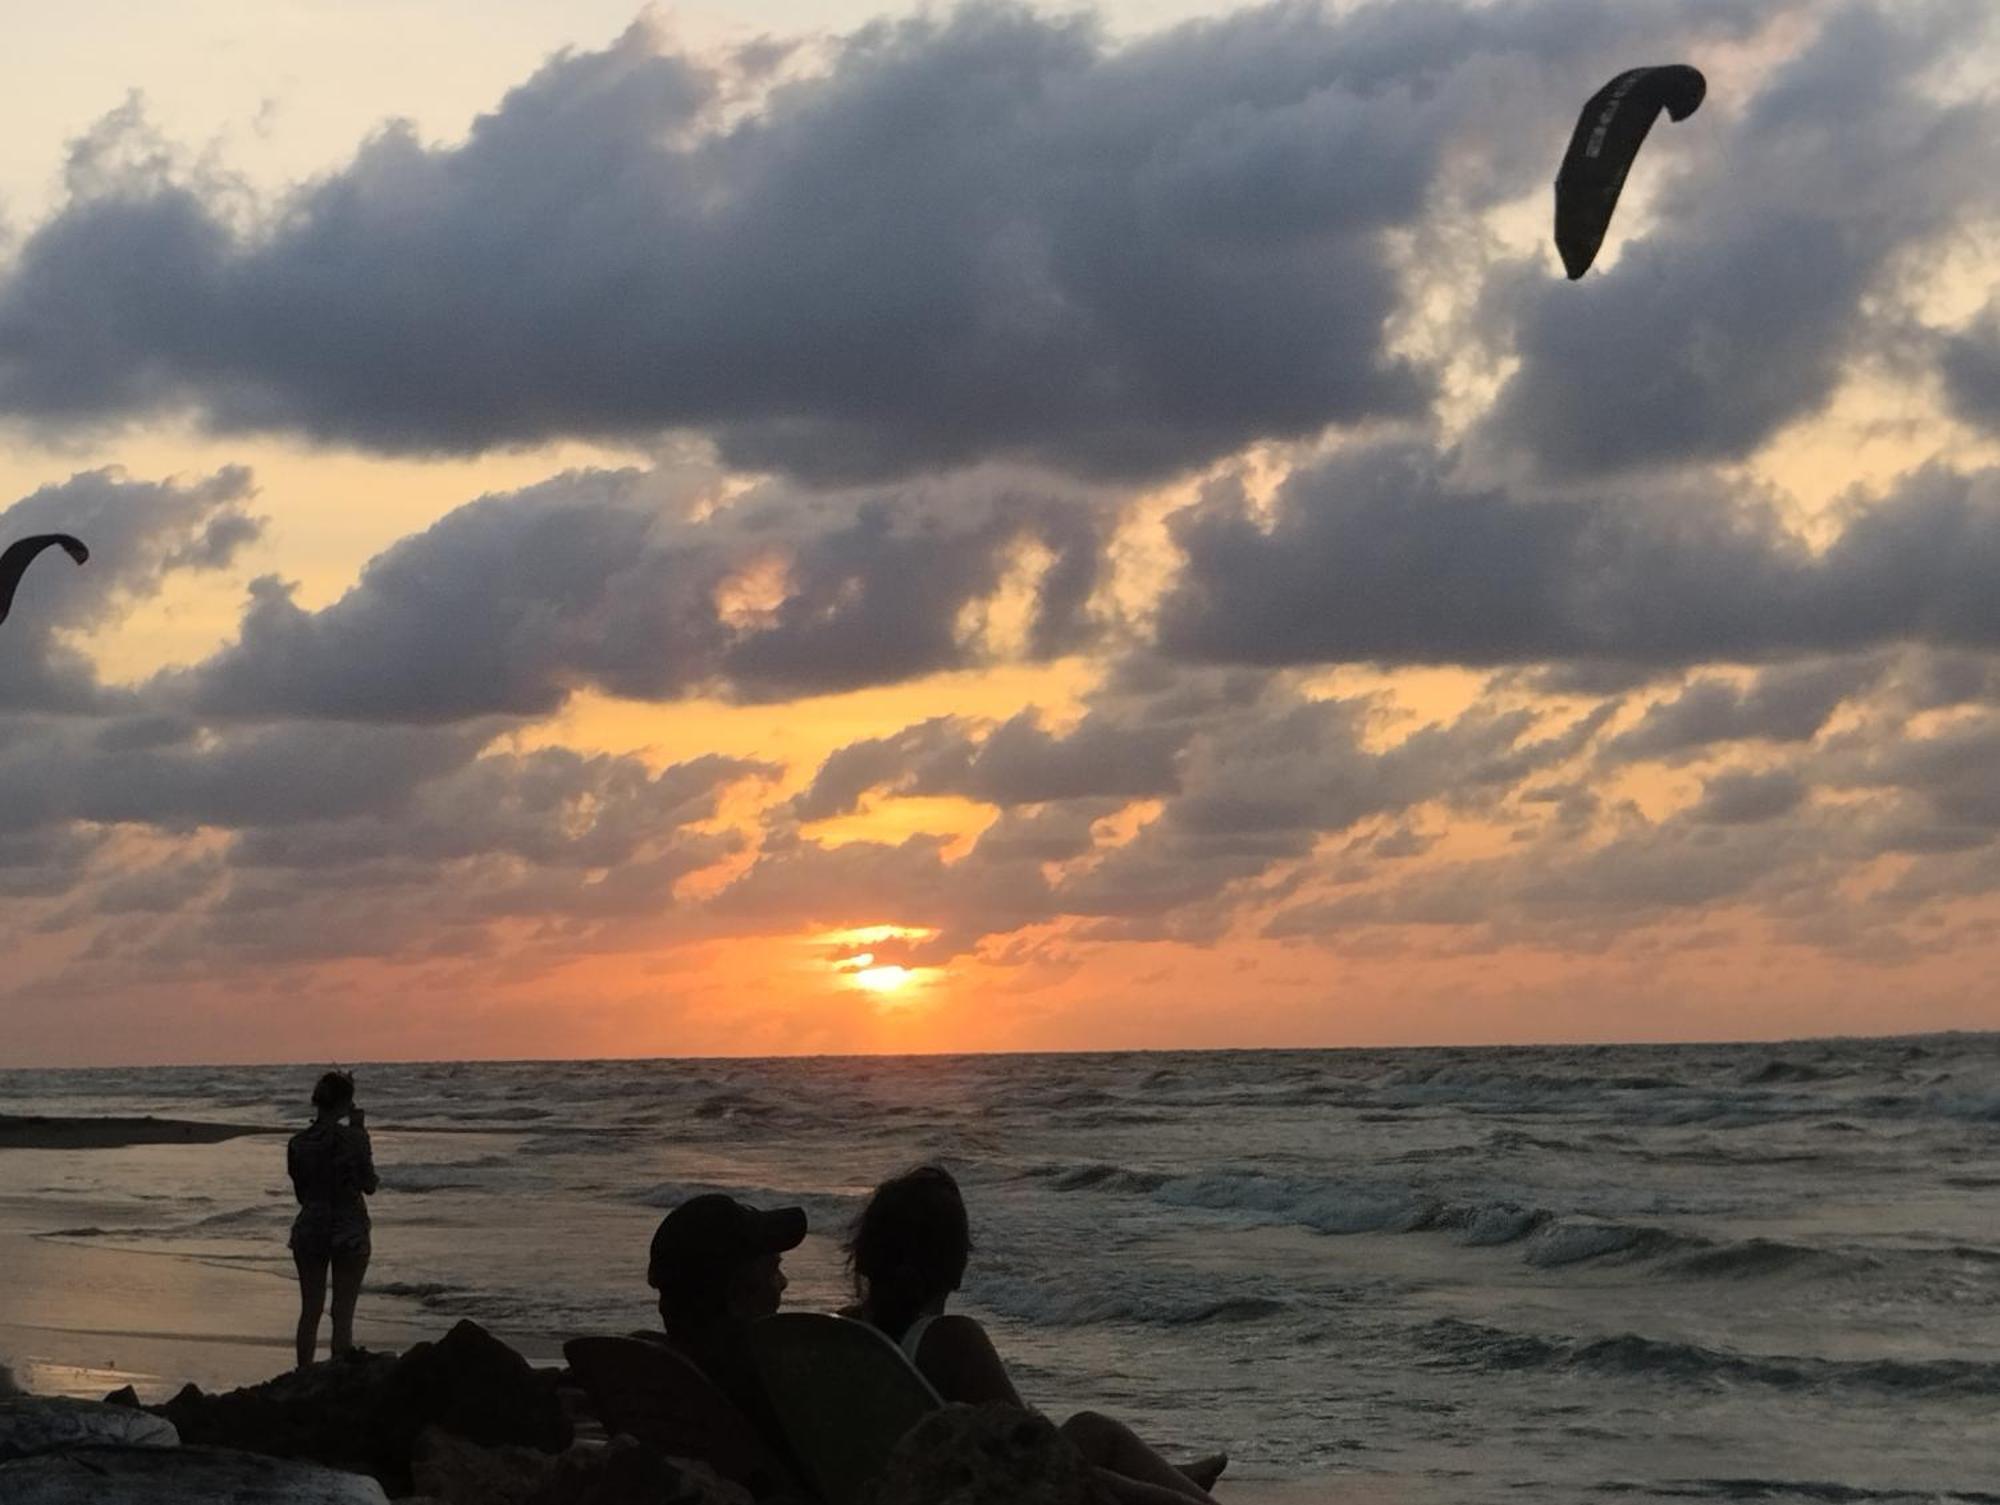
[753,1206,808,1253]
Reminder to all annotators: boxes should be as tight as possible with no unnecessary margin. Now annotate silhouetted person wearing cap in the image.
[647,1193,809,1483]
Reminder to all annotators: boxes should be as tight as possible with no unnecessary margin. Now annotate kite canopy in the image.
[0,533,89,625]
[1554,64,1707,280]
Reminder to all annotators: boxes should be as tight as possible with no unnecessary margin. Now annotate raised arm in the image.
[348,1124,380,1196]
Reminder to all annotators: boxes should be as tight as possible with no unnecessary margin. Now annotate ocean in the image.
[3,1035,1997,1502]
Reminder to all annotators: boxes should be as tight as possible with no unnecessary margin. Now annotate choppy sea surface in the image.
[3,1036,1998,1501]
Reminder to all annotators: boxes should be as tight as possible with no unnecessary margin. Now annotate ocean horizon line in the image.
[4,1025,1992,1075]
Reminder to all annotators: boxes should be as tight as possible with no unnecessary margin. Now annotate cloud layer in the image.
[2,0,1997,1053]
[0,0,1844,481]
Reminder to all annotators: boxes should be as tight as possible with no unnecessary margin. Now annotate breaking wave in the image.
[1422,1318,2000,1398]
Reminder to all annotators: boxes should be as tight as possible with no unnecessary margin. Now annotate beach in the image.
[0,1121,1325,1501]
[4,1041,1997,1503]
[0,1226,1333,1504]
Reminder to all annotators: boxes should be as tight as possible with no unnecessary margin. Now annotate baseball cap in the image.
[647,1193,808,1290]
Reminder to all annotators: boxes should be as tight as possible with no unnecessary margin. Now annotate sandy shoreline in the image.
[0,1229,448,1400]
[0,1112,282,1150]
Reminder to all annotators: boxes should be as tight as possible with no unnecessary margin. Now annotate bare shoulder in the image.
[916,1314,1022,1407]
[926,1313,995,1352]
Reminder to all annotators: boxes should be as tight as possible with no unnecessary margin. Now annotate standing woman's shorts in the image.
[290,1205,371,1263]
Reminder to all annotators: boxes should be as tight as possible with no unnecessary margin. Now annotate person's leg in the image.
[294,1252,327,1369]
[329,1242,370,1356]
[1092,1466,1220,1505]
[1180,1454,1228,1489]
[1062,1412,1217,1502]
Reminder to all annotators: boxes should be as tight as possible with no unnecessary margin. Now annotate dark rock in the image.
[410,1426,556,1505]
[156,1355,398,1481]
[151,1321,569,1494]
[371,1320,572,1466]
[102,1386,141,1409]
[866,1404,1115,1505]
[0,1441,389,1503]
[0,1399,179,1460]
[407,1429,759,1505]
[526,1436,755,1505]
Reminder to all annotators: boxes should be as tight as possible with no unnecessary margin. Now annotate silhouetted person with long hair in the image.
[846,1165,1226,1505]
[287,1070,377,1368]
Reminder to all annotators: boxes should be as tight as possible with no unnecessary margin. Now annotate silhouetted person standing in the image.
[287,1070,377,1368]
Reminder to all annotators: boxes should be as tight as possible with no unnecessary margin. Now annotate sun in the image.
[818,927,943,1003]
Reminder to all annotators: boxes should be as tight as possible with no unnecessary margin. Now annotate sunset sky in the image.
[1,0,1996,1065]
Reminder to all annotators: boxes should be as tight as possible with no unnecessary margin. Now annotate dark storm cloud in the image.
[1482,1,1999,476]
[175,467,1106,720]
[1158,444,2000,669]
[0,468,262,712]
[0,0,1787,479]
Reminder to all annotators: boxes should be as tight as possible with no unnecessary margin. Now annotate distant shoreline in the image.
[0,1113,281,1150]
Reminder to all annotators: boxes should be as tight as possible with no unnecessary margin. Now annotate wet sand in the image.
[0,1229,445,1400]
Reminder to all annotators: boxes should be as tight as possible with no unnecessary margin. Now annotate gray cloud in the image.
[0,0,1796,480]
[0,467,263,712]
[788,705,1183,820]
[1265,816,1819,948]
[232,749,771,871]
[0,829,108,900]
[1689,767,1807,824]
[1840,710,2000,831]
[787,718,974,822]
[1159,443,2000,669]
[1603,659,1878,763]
[175,466,1105,720]
[1940,301,2000,435]
[0,698,771,968]
[1481,1,1999,476]
[0,714,487,835]
[748,660,1610,958]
